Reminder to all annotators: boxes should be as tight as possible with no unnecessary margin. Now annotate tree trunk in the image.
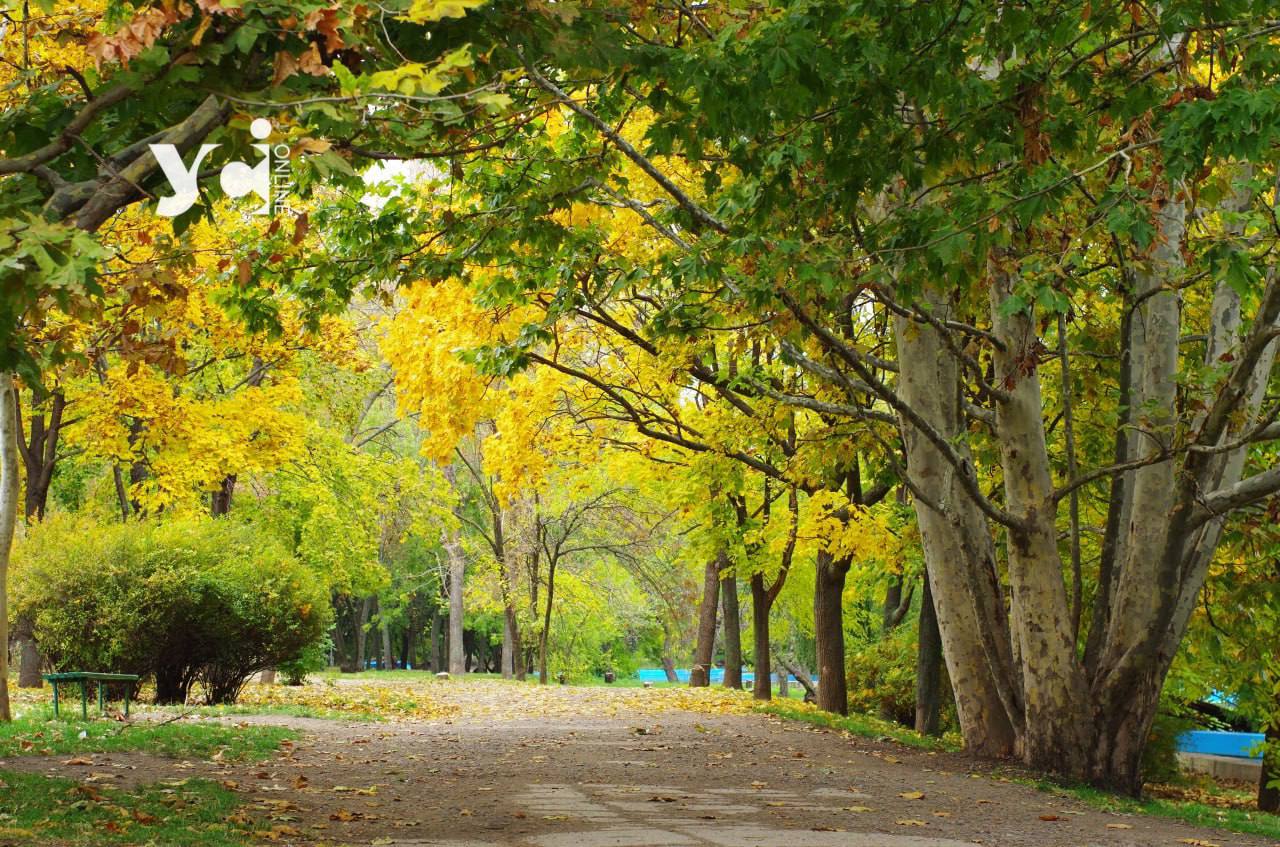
[355,596,373,671]
[776,665,789,698]
[914,576,943,736]
[987,264,1091,775]
[538,560,557,684]
[111,463,131,521]
[430,608,444,671]
[893,298,1021,757]
[750,573,771,700]
[1259,721,1280,813]
[446,535,466,675]
[331,600,353,672]
[0,374,19,721]
[813,549,849,714]
[720,566,742,690]
[18,633,42,688]
[380,604,393,670]
[690,554,721,687]
[16,387,64,522]
[260,669,276,685]
[210,474,236,516]
[14,614,41,688]
[127,418,149,515]
[879,575,912,721]
[501,607,519,679]
[775,652,817,702]
[661,628,679,683]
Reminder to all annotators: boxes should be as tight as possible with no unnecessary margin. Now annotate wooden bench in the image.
[43,672,141,719]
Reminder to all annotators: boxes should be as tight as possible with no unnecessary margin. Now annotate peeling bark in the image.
[893,296,1020,757]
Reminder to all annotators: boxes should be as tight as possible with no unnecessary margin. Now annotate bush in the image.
[846,626,919,726]
[845,621,956,733]
[1143,700,1199,784]
[12,515,331,705]
[279,636,331,685]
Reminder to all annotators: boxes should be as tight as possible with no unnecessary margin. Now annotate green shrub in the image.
[279,636,331,685]
[12,514,331,705]
[846,626,918,726]
[1143,700,1199,784]
[845,621,956,733]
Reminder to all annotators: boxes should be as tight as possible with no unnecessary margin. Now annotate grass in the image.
[757,698,960,751]
[1035,779,1280,841]
[0,770,250,847]
[0,707,295,762]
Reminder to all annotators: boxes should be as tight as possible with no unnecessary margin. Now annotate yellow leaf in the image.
[404,0,487,23]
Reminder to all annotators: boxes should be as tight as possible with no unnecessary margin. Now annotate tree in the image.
[438,2,1280,791]
[0,374,18,720]
[330,0,1280,790]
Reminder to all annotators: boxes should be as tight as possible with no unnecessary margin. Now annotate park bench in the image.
[43,672,141,719]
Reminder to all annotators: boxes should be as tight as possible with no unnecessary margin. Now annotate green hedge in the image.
[12,515,331,705]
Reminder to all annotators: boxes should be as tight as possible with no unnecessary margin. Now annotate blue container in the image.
[1176,730,1264,760]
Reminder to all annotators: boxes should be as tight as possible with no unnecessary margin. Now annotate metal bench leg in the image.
[51,683,59,718]
[80,680,88,720]
[97,681,105,715]
[124,682,131,717]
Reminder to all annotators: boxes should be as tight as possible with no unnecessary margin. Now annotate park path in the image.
[8,679,1277,847]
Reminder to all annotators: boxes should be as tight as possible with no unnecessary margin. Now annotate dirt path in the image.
[7,680,1276,847]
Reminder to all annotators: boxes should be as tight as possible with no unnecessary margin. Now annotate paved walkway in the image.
[8,681,1275,846]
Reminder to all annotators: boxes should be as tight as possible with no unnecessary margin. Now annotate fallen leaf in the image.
[329,809,363,822]
[899,791,925,800]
